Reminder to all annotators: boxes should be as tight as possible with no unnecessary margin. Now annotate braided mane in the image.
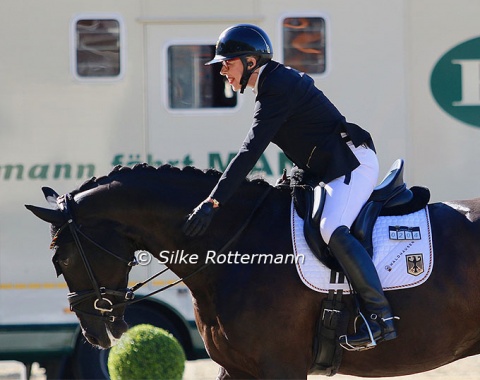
[69,163,271,197]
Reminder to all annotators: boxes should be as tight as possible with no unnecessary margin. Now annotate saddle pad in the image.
[291,201,434,293]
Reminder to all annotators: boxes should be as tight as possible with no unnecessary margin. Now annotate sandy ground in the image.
[0,355,479,380]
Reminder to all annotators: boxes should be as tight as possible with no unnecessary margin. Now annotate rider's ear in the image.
[247,57,257,68]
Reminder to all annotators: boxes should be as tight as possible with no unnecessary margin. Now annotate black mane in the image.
[70,163,272,197]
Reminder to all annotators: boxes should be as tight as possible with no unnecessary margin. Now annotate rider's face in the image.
[220,58,243,92]
[220,57,257,92]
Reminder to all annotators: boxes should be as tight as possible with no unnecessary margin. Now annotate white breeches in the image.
[319,142,379,244]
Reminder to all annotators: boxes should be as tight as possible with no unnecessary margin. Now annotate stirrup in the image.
[339,312,377,352]
[339,313,400,351]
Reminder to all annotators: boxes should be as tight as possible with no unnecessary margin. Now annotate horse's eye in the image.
[59,257,70,267]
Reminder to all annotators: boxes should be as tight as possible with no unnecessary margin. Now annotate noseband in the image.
[53,187,271,323]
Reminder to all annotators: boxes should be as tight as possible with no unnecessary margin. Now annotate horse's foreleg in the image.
[217,365,305,380]
[216,366,227,380]
[258,360,308,380]
[216,366,255,379]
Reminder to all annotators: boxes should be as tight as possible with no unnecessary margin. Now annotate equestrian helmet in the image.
[205,24,273,66]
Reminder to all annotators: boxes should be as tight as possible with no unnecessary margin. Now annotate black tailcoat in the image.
[210,61,374,204]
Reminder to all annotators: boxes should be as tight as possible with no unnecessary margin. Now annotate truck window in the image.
[282,17,326,74]
[168,45,237,109]
[73,18,122,78]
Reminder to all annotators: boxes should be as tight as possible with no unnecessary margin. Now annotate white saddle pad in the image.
[291,201,434,293]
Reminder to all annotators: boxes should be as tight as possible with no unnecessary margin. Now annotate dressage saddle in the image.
[280,159,430,272]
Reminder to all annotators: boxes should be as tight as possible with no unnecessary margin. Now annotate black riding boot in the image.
[328,226,398,351]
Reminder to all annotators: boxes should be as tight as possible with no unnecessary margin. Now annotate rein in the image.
[55,186,272,321]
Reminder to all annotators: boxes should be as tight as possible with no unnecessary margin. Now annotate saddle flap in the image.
[296,185,342,272]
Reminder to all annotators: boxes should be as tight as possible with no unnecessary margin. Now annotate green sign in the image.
[430,37,480,127]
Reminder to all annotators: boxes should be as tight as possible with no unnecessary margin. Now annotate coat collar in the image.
[256,60,281,94]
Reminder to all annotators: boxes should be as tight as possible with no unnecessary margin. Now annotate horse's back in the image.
[433,196,480,251]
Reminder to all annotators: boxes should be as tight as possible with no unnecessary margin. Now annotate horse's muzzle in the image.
[83,318,128,349]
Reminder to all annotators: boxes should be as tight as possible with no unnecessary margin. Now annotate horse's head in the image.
[26,187,136,349]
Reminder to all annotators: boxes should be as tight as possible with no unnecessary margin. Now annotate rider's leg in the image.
[328,225,398,350]
[321,143,397,350]
[319,143,378,244]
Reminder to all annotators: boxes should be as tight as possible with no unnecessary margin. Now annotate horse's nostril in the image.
[84,332,100,346]
[109,319,129,339]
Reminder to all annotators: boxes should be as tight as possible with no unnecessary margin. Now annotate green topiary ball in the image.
[108,324,186,380]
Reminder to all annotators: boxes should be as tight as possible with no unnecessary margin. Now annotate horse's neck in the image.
[82,170,283,280]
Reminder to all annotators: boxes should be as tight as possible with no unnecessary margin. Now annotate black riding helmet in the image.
[206,24,273,93]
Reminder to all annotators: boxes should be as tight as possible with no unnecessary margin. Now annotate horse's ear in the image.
[25,205,65,225]
[42,187,60,209]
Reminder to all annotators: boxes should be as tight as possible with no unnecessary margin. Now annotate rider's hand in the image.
[182,199,219,237]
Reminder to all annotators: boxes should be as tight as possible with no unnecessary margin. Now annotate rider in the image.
[182,24,398,351]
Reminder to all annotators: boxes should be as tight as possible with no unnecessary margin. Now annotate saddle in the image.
[281,159,430,273]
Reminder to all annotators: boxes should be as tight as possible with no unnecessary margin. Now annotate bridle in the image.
[52,194,138,322]
[52,187,271,323]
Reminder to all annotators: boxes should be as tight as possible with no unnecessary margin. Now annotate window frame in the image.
[70,13,126,82]
[163,40,242,115]
[279,13,330,77]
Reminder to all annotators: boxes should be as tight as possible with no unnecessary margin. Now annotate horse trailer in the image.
[1,0,480,378]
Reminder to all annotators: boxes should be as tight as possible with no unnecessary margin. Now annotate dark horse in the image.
[26,164,480,378]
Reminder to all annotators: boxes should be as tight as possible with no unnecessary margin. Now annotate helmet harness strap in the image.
[239,56,260,94]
